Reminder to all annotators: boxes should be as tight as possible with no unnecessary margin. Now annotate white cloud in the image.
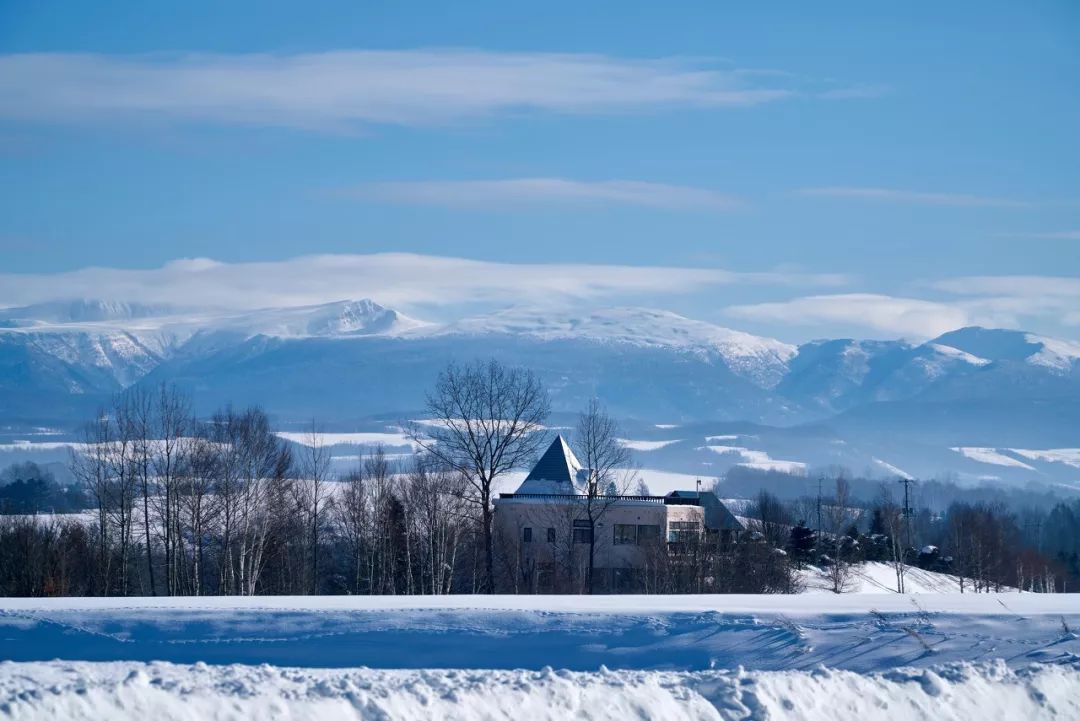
[726,275,1080,340]
[0,50,811,131]
[932,275,1080,298]
[0,253,847,313]
[797,186,1031,208]
[926,276,1080,331]
[341,178,742,211]
[726,294,971,339]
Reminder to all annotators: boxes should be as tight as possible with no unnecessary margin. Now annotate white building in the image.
[493,435,744,592]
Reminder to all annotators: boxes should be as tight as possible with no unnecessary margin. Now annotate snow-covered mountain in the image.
[2,299,1078,485]
[0,299,427,389]
[430,306,796,388]
[777,337,990,415]
[0,299,175,326]
[191,299,430,339]
[932,327,1080,372]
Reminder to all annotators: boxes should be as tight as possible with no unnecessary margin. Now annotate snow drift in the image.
[2,594,1078,672]
[2,659,1078,721]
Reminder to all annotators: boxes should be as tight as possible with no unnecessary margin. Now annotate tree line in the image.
[764,476,1078,594]
[0,360,551,597]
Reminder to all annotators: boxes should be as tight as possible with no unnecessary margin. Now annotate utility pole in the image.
[816,476,823,542]
[898,479,916,550]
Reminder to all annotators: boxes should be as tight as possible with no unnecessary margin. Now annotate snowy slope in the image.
[0,299,175,325]
[1028,334,1080,371]
[430,306,797,388]
[777,337,994,415]
[0,298,426,340]
[800,562,985,594]
[10,330,169,387]
[188,299,430,339]
[934,327,1080,373]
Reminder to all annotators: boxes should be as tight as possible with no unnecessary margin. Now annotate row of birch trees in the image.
[58,381,481,597]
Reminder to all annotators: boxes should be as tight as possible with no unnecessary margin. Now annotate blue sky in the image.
[1,0,1078,342]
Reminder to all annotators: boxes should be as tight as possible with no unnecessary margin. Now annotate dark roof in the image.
[524,435,580,484]
[669,490,745,531]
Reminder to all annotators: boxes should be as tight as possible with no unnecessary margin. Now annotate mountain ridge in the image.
[1,300,1077,464]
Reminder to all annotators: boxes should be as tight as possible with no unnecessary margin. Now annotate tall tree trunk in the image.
[482,489,494,593]
[142,476,155,595]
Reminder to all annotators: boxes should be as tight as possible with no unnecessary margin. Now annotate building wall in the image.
[492,498,705,592]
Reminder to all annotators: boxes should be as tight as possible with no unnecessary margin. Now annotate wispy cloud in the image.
[0,253,848,313]
[932,275,1080,298]
[0,50,840,131]
[797,186,1032,208]
[340,179,742,211]
[726,294,971,339]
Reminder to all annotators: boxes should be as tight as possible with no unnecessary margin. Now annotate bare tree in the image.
[752,490,791,549]
[70,410,114,594]
[877,487,907,593]
[825,478,853,593]
[109,394,139,595]
[153,383,190,596]
[408,359,550,593]
[296,421,332,594]
[573,398,636,593]
[364,447,405,594]
[402,456,469,594]
[235,409,292,596]
[210,407,292,595]
[525,498,589,593]
[335,463,368,594]
[124,388,159,595]
[180,429,218,595]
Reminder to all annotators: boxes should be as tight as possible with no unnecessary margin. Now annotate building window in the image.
[572,519,593,544]
[546,527,556,543]
[637,524,661,544]
[522,527,532,543]
[613,524,638,545]
[668,520,701,543]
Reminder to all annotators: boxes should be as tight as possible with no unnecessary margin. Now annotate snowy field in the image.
[2,594,1079,719]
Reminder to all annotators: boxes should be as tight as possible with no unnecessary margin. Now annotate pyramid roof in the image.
[515,435,581,493]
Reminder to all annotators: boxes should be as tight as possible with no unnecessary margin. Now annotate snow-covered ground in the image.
[616,438,680,451]
[2,594,1079,719]
[951,447,1038,470]
[800,562,978,594]
[2,594,1077,672]
[3,659,1078,721]
[275,431,418,449]
[702,444,808,474]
